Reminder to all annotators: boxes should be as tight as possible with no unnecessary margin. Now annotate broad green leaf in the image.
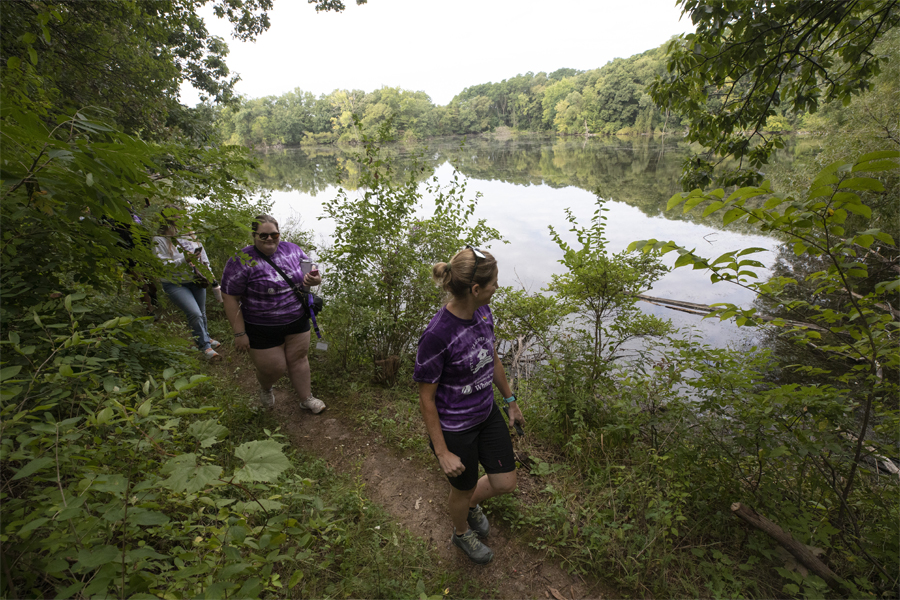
[626,240,647,252]
[807,186,833,200]
[711,252,735,265]
[96,406,114,424]
[855,150,900,163]
[0,365,22,381]
[163,367,176,380]
[793,242,807,256]
[673,253,695,268]
[722,208,744,226]
[232,440,291,483]
[76,545,119,569]
[137,399,151,417]
[12,456,53,480]
[854,234,875,248]
[701,200,725,217]
[188,419,229,448]
[161,454,223,494]
[128,547,168,561]
[666,192,685,211]
[875,231,895,245]
[17,517,50,537]
[844,203,872,219]
[763,196,785,209]
[127,509,170,526]
[289,569,304,589]
[852,159,900,173]
[91,474,128,494]
[838,177,884,192]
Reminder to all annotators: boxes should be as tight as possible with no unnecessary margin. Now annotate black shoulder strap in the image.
[256,250,324,340]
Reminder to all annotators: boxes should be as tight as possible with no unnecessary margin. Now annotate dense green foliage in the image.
[0,2,455,599]
[3,1,897,598]
[215,46,684,147]
[319,126,501,383]
[651,0,900,190]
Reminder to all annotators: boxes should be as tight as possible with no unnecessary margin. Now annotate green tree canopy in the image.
[651,0,900,190]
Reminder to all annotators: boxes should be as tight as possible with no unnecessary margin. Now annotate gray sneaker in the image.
[451,529,493,564]
[467,504,490,538]
[259,387,275,408]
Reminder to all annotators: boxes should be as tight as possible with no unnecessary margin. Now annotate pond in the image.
[252,135,818,349]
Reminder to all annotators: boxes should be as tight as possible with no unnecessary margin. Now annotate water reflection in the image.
[253,136,819,348]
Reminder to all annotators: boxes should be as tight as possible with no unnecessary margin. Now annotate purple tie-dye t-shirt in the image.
[414,305,496,432]
[220,242,309,325]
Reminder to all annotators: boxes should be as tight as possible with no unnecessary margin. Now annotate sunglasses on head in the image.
[466,245,485,288]
[254,231,280,241]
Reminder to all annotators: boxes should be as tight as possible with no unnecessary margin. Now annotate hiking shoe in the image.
[300,395,326,414]
[467,504,490,538]
[209,339,221,350]
[451,529,493,564]
[259,387,275,409]
[203,348,221,361]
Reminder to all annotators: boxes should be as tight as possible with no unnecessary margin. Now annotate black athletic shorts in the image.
[245,316,310,350]
[430,402,515,491]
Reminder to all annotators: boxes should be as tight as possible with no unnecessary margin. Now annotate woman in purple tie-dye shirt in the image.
[414,246,524,564]
[220,215,326,414]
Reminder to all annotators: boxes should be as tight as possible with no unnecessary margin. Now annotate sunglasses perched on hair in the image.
[466,245,485,287]
[254,232,280,240]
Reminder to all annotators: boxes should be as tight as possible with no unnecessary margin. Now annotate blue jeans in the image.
[162,281,210,351]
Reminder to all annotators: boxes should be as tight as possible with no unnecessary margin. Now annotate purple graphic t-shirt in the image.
[220,242,310,325]
[414,305,496,432]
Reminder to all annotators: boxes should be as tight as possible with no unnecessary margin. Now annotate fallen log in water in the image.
[636,294,830,332]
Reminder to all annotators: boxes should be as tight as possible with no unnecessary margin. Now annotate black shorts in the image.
[245,316,310,350]
[430,402,515,491]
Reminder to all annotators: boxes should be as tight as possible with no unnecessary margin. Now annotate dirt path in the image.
[219,355,615,599]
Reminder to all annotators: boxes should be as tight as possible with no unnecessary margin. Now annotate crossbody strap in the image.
[256,251,323,340]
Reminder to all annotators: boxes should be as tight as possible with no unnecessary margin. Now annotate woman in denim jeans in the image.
[153,207,221,361]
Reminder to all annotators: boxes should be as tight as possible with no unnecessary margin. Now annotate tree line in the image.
[216,45,693,147]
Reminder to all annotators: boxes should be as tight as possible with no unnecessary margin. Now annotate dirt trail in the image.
[220,355,615,599]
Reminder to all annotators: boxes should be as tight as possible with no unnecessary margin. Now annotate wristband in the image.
[504,395,517,404]
[234,331,247,338]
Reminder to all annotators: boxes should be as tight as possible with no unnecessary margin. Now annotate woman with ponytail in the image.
[414,246,524,565]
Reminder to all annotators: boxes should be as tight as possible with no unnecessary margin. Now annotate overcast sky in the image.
[180,0,695,107]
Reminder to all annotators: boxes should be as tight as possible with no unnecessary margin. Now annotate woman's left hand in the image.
[302,273,322,287]
[507,402,525,431]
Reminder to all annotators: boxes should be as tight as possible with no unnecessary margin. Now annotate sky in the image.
[180,0,696,107]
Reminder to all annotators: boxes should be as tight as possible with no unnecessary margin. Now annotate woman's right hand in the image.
[437,451,465,478]
[234,334,251,353]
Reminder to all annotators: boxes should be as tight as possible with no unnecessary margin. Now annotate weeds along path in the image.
[215,352,615,600]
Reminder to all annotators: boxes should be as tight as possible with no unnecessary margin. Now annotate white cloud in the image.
[181,0,694,106]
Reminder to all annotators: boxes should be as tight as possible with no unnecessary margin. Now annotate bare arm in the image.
[222,293,250,352]
[418,382,465,477]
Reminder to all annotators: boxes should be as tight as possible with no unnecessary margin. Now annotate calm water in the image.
[253,135,816,348]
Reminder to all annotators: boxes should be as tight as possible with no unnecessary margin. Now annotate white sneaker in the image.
[300,395,326,414]
[259,387,275,408]
[203,348,221,361]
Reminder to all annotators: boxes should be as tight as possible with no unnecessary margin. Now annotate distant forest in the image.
[216,42,699,147]
[216,36,836,148]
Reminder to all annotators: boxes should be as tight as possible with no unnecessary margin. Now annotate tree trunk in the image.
[730,502,846,593]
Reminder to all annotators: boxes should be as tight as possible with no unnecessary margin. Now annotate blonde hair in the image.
[432,247,497,299]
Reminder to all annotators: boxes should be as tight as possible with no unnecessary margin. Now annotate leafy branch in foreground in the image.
[630,150,899,596]
[652,0,900,190]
